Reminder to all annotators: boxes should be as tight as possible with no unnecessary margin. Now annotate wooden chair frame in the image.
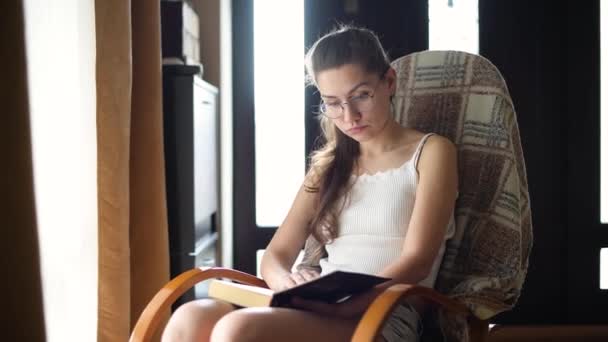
[130,267,489,342]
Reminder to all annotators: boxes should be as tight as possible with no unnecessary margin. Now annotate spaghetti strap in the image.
[412,133,435,171]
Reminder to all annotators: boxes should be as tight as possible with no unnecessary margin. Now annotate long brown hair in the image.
[304,25,391,247]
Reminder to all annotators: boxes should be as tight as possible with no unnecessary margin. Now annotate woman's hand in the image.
[271,269,320,292]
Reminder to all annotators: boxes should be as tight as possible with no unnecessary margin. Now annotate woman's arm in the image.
[260,177,320,291]
[377,135,458,284]
[293,135,458,318]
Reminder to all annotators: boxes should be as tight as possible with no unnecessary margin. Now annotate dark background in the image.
[233,0,607,324]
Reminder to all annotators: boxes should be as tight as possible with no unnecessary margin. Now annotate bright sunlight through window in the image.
[601,1,608,223]
[254,0,305,227]
[601,248,608,289]
[429,0,479,54]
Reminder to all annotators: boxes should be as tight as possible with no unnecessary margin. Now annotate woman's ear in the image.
[385,67,397,95]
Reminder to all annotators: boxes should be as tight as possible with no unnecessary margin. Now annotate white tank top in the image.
[319,133,456,288]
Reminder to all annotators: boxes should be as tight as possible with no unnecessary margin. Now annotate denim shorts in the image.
[380,302,423,342]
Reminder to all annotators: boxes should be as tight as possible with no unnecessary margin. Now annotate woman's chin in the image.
[348,133,372,142]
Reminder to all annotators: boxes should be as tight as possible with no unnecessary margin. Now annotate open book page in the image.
[208,280,275,307]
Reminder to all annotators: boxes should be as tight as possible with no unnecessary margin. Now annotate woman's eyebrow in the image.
[320,81,371,99]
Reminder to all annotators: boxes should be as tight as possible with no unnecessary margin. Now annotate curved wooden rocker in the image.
[130,267,488,342]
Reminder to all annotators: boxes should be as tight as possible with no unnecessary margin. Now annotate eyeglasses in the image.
[318,80,383,119]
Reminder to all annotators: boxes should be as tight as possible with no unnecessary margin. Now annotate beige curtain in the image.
[1,1,46,340]
[96,0,170,341]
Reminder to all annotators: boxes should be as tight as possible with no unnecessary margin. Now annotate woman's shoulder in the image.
[400,128,455,151]
[423,132,455,150]
[415,133,457,170]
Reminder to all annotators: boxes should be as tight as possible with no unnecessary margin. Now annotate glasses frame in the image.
[318,77,385,119]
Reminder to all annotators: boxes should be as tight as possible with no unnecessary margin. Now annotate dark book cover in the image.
[270,271,391,307]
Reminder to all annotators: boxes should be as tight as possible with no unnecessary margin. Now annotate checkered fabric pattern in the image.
[392,50,532,341]
[298,50,533,341]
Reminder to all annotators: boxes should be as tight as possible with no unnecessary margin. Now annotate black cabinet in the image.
[162,64,219,308]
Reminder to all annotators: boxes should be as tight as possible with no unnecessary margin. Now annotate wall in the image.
[23,0,98,340]
[219,0,234,269]
[192,0,233,268]
[192,0,221,87]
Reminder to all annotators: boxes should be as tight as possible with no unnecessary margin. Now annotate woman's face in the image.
[315,63,396,142]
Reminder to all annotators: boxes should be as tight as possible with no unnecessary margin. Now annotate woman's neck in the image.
[358,119,405,158]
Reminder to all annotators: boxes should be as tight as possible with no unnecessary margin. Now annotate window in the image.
[428,0,479,54]
[24,0,97,340]
[254,0,305,227]
[601,248,608,290]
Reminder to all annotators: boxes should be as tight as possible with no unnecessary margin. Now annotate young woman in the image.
[162,25,457,342]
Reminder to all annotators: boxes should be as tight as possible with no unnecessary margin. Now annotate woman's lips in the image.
[348,125,367,134]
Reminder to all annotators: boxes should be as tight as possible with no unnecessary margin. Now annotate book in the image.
[207,271,390,308]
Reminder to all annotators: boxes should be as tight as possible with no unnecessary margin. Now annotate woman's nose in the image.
[342,103,360,122]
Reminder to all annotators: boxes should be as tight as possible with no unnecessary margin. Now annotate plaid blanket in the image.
[298,50,533,341]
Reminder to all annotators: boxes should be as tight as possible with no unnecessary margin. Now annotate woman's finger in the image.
[300,269,319,282]
[275,273,297,291]
[290,272,307,285]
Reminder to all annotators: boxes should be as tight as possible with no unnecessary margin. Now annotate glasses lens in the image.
[354,94,373,113]
[319,89,376,118]
[327,107,341,118]
[320,103,341,118]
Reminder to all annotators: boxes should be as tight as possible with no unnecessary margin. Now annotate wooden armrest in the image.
[352,284,487,342]
[129,267,266,342]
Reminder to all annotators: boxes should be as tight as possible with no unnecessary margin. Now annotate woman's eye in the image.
[352,92,371,101]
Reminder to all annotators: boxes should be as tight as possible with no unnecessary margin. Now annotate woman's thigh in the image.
[162,298,236,342]
[210,307,361,342]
